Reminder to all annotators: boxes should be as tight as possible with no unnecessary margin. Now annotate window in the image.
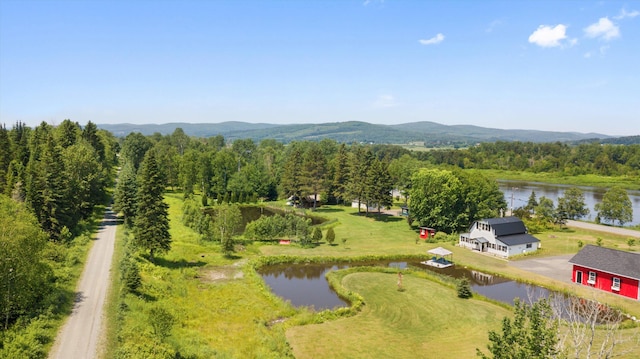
[526,243,532,249]
[588,271,596,285]
[612,277,621,291]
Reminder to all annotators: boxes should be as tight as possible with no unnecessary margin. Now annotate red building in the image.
[419,227,436,240]
[569,245,640,301]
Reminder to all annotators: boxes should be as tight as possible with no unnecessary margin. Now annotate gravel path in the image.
[49,209,117,359]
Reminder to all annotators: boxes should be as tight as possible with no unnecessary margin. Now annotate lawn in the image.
[105,194,640,357]
[287,271,511,358]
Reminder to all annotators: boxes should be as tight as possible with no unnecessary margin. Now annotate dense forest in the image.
[0,120,117,356]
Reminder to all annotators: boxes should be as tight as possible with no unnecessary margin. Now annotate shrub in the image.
[325,227,335,245]
[312,227,322,244]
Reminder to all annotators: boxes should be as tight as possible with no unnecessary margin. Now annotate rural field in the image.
[106,192,640,358]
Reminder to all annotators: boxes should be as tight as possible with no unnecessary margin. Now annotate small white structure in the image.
[422,247,454,268]
[459,217,540,258]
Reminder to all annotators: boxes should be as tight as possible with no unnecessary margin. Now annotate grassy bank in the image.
[287,271,511,358]
[476,169,640,190]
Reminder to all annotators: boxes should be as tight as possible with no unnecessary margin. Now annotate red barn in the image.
[569,245,640,301]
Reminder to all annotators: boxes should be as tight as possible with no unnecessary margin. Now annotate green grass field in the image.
[287,271,511,358]
[104,193,640,358]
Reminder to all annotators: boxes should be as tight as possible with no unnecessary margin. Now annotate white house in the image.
[459,217,540,257]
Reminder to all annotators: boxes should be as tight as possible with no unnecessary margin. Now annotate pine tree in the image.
[301,143,327,210]
[280,144,304,206]
[366,157,393,213]
[325,227,336,245]
[26,130,73,241]
[114,161,138,227]
[133,150,171,261]
[312,227,322,244]
[331,144,350,205]
[346,145,371,214]
[0,125,12,190]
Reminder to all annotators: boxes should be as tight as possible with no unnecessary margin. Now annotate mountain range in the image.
[97,121,616,146]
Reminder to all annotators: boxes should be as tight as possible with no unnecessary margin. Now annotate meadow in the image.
[104,193,640,358]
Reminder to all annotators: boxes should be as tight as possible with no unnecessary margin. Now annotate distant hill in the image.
[97,121,615,146]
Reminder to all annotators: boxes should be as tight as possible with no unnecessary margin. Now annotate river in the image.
[498,180,640,226]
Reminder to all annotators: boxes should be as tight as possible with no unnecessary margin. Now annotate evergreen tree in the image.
[114,162,138,227]
[456,277,473,299]
[312,227,323,244]
[325,227,336,245]
[526,191,538,214]
[346,146,372,214]
[331,144,350,205]
[133,151,171,261]
[280,144,304,206]
[26,131,73,241]
[55,119,80,149]
[0,125,11,190]
[301,143,327,210]
[81,121,105,163]
[366,157,393,213]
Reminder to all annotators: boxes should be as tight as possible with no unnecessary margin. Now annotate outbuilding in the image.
[569,245,640,301]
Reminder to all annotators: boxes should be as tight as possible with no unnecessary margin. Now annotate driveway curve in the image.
[49,208,117,359]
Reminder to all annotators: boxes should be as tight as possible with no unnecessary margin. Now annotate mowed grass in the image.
[262,204,640,317]
[287,272,511,358]
[260,206,426,257]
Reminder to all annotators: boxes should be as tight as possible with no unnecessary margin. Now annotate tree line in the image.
[0,120,118,355]
[415,141,640,177]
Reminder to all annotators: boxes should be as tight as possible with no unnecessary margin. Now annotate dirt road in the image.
[49,209,117,359]
[566,220,640,238]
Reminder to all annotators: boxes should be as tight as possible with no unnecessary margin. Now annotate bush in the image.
[312,227,322,244]
[325,227,335,245]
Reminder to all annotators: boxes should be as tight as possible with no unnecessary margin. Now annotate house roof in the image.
[485,217,527,236]
[497,233,540,246]
[569,245,640,280]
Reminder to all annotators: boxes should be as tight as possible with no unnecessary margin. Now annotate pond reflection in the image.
[258,260,549,311]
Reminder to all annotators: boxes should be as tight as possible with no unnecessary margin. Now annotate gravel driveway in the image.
[509,254,575,284]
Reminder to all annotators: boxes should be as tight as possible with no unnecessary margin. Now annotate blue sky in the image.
[1,1,638,136]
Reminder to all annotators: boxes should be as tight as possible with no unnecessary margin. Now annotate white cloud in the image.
[584,17,619,40]
[374,94,398,108]
[528,24,568,47]
[584,52,592,58]
[486,20,502,33]
[419,33,445,45]
[614,9,639,20]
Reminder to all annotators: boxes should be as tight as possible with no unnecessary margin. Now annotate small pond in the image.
[258,260,550,311]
